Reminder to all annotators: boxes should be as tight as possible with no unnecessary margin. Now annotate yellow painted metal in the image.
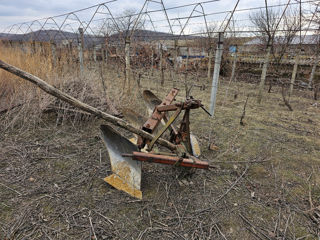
[190,134,201,157]
[148,107,182,151]
[100,125,142,199]
[104,174,142,199]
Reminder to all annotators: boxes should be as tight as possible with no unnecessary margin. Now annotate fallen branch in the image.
[0,103,23,115]
[213,165,249,204]
[239,213,272,240]
[0,182,22,196]
[0,59,177,151]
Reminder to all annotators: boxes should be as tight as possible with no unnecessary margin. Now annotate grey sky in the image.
[0,0,311,35]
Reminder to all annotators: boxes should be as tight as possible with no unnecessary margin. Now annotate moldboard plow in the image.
[0,60,213,200]
[101,88,211,199]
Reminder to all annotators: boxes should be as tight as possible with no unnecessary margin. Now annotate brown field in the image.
[1,44,320,239]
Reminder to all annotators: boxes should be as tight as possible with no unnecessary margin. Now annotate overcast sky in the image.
[0,0,311,35]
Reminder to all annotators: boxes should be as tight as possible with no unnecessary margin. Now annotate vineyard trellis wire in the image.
[0,0,319,112]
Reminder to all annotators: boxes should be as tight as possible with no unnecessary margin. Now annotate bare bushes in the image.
[0,67,124,133]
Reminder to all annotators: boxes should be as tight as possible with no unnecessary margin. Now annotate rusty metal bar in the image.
[141,88,179,133]
[123,152,209,169]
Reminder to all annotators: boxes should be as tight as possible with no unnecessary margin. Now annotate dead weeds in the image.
[0,66,320,239]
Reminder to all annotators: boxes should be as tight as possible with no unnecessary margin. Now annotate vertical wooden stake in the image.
[257,45,271,104]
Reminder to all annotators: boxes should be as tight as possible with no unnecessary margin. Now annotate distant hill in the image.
[0,29,202,47]
[108,29,199,42]
[0,30,104,47]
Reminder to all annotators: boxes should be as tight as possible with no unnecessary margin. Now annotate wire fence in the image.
[0,0,319,107]
[1,0,319,41]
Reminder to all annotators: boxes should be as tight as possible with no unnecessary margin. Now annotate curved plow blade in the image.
[100,125,142,199]
[143,90,162,114]
[122,108,147,129]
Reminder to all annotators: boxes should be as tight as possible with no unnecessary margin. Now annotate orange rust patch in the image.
[112,162,132,181]
[104,174,142,199]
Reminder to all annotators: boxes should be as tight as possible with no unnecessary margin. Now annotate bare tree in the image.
[250,4,298,104]
[250,8,279,103]
[308,3,320,99]
[269,9,300,92]
[110,9,145,91]
[250,8,280,46]
[112,9,145,41]
[206,24,218,82]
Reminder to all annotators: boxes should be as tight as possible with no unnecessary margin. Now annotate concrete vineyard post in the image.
[209,32,224,116]
[125,39,131,90]
[78,28,84,76]
[308,55,319,89]
[289,53,300,98]
[257,45,271,104]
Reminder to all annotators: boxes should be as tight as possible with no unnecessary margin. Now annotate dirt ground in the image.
[0,69,320,239]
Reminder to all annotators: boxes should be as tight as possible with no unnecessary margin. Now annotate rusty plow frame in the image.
[101,88,212,199]
[0,60,213,200]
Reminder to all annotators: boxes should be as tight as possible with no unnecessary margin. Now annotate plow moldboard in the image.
[100,125,142,199]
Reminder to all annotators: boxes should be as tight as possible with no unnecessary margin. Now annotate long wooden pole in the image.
[0,59,177,151]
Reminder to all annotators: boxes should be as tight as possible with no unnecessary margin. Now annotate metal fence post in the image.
[174,39,178,72]
[105,46,108,64]
[78,28,84,75]
[230,45,238,82]
[151,48,154,76]
[186,47,190,72]
[209,32,224,117]
[308,56,319,89]
[159,43,164,86]
[207,45,213,82]
[125,38,131,89]
[93,46,97,62]
[257,45,271,104]
[289,53,300,97]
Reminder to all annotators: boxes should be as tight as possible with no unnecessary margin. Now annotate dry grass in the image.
[0,43,132,132]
